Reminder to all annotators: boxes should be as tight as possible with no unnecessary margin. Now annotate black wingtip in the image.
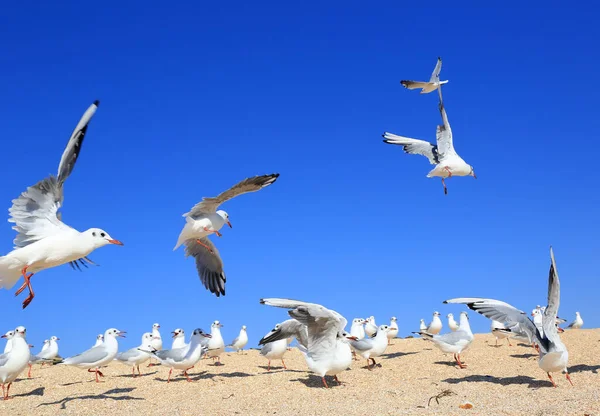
[93,100,100,107]
[442,300,449,304]
[259,298,266,305]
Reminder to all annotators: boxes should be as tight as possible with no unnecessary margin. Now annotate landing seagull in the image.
[174,174,279,297]
[400,57,448,94]
[383,88,476,194]
[445,247,573,387]
[0,101,123,308]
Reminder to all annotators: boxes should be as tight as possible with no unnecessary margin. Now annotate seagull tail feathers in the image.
[412,331,433,340]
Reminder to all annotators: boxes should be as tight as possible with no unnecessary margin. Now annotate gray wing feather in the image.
[0,352,10,367]
[64,346,109,365]
[184,238,226,297]
[155,347,187,362]
[382,132,439,164]
[429,57,442,82]
[542,247,560,342]
[259,319,308,348]
[260,342,274,356]
[435,91,456,160]
[434,330,470,345]
[117,348,143,362]
[185,174,280,217]
[349,338,373,352]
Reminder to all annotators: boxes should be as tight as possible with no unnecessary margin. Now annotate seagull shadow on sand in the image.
[434,361,464,368]
[38,387,144,410]
[381,351,419,359]
[568,364,600,374]
[257,367,306,375]
[442,374,551,389]
[510,353,538,359]
[154,371,254,383]
[12,387,45,398]
[290,375,344,389]
[116,370,158,378]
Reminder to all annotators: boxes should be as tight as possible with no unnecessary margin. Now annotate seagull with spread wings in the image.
[400,57,448,94]
[445,247,573,387]
[0,101,123,309]
[174,174,279,297]
[383,88,476,194]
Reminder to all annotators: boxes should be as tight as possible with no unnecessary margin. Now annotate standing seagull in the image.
[383,88,476,194]
[414,312,474,368]
[447,313,459,331]
[152,328,211,383]
[28,335,60,377]
[227,325,248,353]
[387,317,399,345]
[171,329,187,349]
[364,316,377,338]
[401,57,448,94]
[116,332,154,377]
[2,331,15,354]
[93,334,104,348]
[259,298,357,388]
[260,336,288,371]
[0,101,123,308]
[174,174,279,297]
[349,325,391,370]
[427,312,443,334]
[207,321,225,364]
[445,247,573,387]
[148,323,162,367]
[491,320,513,347]
[0,326,30,400]
[568,312,583,329]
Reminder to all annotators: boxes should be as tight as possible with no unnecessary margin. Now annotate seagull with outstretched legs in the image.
[445,247,573,387]
[260,336,288,371]
[400,57,448,94]
[0,326,30,400]
[174,174,279,297]
[0,101,123,308]
[62,328,125,382]
[116,333,153,377]
[383,87,476,195]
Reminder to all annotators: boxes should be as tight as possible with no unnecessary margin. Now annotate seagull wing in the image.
[435,90,456,160]
[184,174,279,217]
[184,238,226,297]
[542,247,561,343]
[382,132,439,164]
[429,57,443,82]
[400,81,430,90]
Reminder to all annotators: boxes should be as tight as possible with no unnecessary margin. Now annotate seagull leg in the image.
[334,375,343,385]
[456,354,467,369]
[15,267,36,309]
[183,370,193,382]
[547,372,557,387]
[195,239,215,253]
[366,358,371,370]
[321,377,329,388]
[28,364,32,378]
[203,227,222,237]
[167,368,172,383]
[281,359,287,369]
[267,360,271,372]
[507,339,512,347]
[1,384,4,400]
[441,178,448,195]
[137,365,141,376]
[132,366,136,377]
[565,372,574,386]
[5,383,11,400]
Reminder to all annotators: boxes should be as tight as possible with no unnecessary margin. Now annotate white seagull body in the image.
[349,325,390,370]
[415,312,473,368]
[2,331,14,354]
[447,313,459,331]
[427,312,443,335]
[350,319,366,340]
[152,328,211,383]
[0,326,30,400]
[400,57,448,94]
[0,101,123,309]
[387,317,399,344]
[116,333,153,377]
[171,328,187,350]
[175,174,279,297]
[260,338,288,371]
[491,320,513,346]
[207,321,225,363]
[364,316,377,338]
[93,334,104,348]
[419,319,427,332]
[227,326,248,352]
[568,312,583,329]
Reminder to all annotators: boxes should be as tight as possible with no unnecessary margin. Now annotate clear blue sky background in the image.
[1,2,598,356]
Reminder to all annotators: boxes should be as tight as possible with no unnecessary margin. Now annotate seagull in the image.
[174,174,280,297]
[0,101,124,309]
[260,336,288,371]
[419,319,427,332]
[227,325,248,353]
[2,331,14,354]
[445,247,573,387]
[150,328,211,383]
[207,321,225,364]
[148,323,162,367]
[0,326,30,400]
[447,313,459,331]
[171,328,187,349]
[427,312,443,335]
[364,316,377,338]
[414,312,474,368]
[383,88,476,195]
[491,320,513,346]
[28,335,60,377]
[62,328,125,382]
[400,57,448,94]
[568,312,583,329]
[93,334,104,347]
[387,317,399,345]
[349,325,390,370]
[259,298,357,388]
[532,307,544,338]
[116,332,153,377]
[350,319,366,340]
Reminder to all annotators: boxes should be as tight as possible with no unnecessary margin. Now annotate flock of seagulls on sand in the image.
[0,57,590,399]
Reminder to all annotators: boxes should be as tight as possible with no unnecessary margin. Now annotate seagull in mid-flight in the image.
[174,174,279,297]
[0,101,123,308]
[383,89,476,194]
[400,57,448,94]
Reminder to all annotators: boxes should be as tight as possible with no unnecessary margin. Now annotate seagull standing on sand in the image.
[28,335,60,377]
[383,88,476,195]
[400,57,448,94]
[414,312,474,368]
[0,101,124,309]
[207,321,225,364]
[0,326,30,400]
[151,328,211,383]
[446,247,573,387]
[364,316,377,338]
[171,329,187,349]
[62,328,125,382]
[491,320,513,346]
[93,334,104,347]
[174,174,279,297]
[349,325,391,370]
[568,312,583,329]
[116,332,154,377]
[148,323,162,367]
[419,319,427,332]
[447,313,459,331]
[227,325,248,353]
[2,331,15,354]
[427,312,443,334]
[350,319,366,340]
[387,317,399,345]
[259,298,358,388]
[260,332,288,371]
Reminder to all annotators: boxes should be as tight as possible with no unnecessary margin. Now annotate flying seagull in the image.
[400,57,448,94]
[175,174,279,297]
[383,88,476,194]
[0,101,123,308]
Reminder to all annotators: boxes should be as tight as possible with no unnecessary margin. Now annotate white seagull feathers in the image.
[0,101,123,308]
[400,57,448,94]
[175,173,280,297]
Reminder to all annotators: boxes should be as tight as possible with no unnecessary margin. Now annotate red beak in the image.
[109,239,124,246]
[227,221,232,228]
[171,332,178,338]
[118,331,127,338]
[347,336,358,341]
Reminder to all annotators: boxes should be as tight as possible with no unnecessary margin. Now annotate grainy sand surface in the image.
[2,329,599,415]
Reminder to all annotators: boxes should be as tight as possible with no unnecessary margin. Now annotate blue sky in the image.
[1,2,598,356]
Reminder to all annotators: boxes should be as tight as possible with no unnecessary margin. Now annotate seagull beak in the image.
[0,335,6,339]
[347,336,358,341]
[109,239,124,246]
[171,332,177,338]
[205,334,212,338]
[56,338,60,341]
[29,344,34,348]
[227,221,232,228]
[118,331,127,338]
[472,172,477,179]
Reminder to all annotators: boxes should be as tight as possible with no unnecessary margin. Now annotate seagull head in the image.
[242,325,247,330]
[469,166,477,179]
[1,330,14,339]
[212,321,223,329]
[576,312,580,316]
[433,311,440,317]
[97,334,104,341]
[341,331,358,342]
[142,332,153,343]
[217,210,232,228]
[14,326,27,338]
[391,316,397,322]
[171,328,183,338]
[192,328,211,339]
[447,313,454,319]
[50,336,60,342]
[105,328,126,339]
[85,228,124,247]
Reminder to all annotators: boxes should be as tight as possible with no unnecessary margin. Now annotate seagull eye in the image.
[101,232,106,237]
[92,232,96,237]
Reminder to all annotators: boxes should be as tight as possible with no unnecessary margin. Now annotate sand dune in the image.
[1,329,599,415]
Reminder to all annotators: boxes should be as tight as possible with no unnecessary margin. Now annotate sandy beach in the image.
[1,329,598,416]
